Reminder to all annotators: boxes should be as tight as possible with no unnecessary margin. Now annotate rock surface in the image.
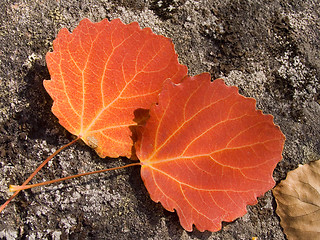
[0,0,319,239]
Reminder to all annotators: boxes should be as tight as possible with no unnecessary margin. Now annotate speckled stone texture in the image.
[0,0,319,239]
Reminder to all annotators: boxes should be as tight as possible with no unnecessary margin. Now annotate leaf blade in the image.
[273,160,320,240]
[44,18,187,158]
[137,73,285,231]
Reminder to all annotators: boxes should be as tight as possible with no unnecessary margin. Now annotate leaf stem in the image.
[0,137,81,213]
[9,162,141,191]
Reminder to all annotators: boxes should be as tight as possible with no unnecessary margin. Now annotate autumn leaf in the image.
[136,73,285,232]
[44,18,187,158]
[273,159,320,240]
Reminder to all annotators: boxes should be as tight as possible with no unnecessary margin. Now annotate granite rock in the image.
[0,0,319,239]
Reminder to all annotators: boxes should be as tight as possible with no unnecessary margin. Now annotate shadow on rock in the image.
[17,62,72,144]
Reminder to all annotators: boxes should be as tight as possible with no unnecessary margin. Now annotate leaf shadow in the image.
[186,230,213,239]
[18,62,74,145]
[125,157,185,237]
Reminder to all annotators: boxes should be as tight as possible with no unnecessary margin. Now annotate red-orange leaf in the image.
[136,73,285,232]
[44,18,187,158]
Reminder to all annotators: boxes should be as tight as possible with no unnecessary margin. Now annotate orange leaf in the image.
[136,73,285,232]
[44,18,187,158]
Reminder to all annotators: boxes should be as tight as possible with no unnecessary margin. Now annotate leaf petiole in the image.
[0,137,81,213]
[9,162,141,192]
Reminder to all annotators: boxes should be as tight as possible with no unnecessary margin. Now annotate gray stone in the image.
[0,0,319,239]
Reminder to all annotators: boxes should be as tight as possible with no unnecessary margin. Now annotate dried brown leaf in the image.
[273,159,320,240]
